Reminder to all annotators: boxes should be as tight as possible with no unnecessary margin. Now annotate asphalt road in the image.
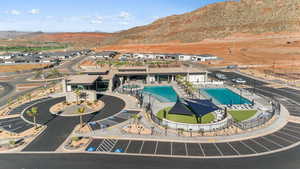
[0,82,14,99]
[2,144,300,169]
[22,95,125,151]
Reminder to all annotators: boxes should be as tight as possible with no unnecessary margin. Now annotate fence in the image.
[149,111,233,132]
[115,85,280,132]
[234,99,280,130]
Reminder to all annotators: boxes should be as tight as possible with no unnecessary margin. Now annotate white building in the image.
[178,54,193,61]
[0,55,12,60]
[192,54,218,62]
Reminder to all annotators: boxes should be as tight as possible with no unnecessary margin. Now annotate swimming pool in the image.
[201,88,251,105]
[143,86,178,102]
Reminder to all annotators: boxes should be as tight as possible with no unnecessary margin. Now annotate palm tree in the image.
[26,107,39,129]
[74,88,81,105]
[17,96,22,104]
[96,60,104,69]
[26,93,32,101]
[8,98,13,110]
[77,107,85,127]
[131,114,139,125]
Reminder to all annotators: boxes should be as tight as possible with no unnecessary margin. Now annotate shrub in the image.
[9,140,16,146]
[71,136,80,142]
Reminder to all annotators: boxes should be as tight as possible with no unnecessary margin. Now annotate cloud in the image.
[29,9,40,15]
[90,16,103,24]
[8,9,21,15]
[119,11,130,20]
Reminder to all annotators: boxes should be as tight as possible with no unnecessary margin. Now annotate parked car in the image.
[227,65,238,69]
[216,73,228,80]
[232,78,246,84]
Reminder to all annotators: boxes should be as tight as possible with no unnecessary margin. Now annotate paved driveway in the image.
[22,95,125,151]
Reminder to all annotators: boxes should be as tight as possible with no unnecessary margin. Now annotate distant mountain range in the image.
[0,31,43,39]
[1,0,300,48]
[101,0,300,45]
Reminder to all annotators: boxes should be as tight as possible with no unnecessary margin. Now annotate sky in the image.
[0,0,229,32]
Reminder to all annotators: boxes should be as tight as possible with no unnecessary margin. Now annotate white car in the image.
[216,73,227,80]
[232,78,246,84]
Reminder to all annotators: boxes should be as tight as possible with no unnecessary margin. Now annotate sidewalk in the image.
[74,99,290,143]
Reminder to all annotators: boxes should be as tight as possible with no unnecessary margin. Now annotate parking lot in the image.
[0,117,33,133]
[88,110,140,131]
[8,97,50,115]
[86,122,300,158]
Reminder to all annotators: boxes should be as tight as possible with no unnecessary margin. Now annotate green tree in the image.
[8,98,13,109]
[26,107,39,129]
[77,107,85,127]
[26,93,32,101]
[74,88,82,105]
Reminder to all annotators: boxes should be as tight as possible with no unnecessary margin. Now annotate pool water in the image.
[143,86,178,102]
[201,88,251,105]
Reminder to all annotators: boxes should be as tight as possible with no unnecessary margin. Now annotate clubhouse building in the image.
[62,64,208,102]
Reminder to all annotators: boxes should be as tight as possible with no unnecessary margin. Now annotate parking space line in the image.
[250,139,270,151]
[184,143,188,156]
[214,143,223,156]
[227,142,240,155]
[262,136,284,148]
[154,141,158,155]
[109,140,118,152]
[170,142,173,156]
[285,126,300,133]
[139,141,144,154]
[240,141,257,154]
[271,133,296,144]
[278,130,300,140]
[96,139,105,151]
[125,140,131,153]
[286,125,300,130]
[198,143,205,157]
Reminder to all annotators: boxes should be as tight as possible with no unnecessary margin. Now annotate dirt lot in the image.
[97,32,300,67]
[0,64,49,73]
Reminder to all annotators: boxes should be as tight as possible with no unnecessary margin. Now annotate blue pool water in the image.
[201,88,251,105]
[143,86,178,102]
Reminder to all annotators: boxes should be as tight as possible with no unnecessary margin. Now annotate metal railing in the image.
[234,99,280,130]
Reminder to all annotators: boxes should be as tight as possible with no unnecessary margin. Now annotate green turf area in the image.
[228,110,257,122]
[156,107,215,124]
[0,45,67,52]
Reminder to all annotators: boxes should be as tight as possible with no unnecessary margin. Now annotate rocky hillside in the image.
[102,0,300,45]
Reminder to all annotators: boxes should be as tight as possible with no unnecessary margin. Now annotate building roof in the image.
[148,66,204,74]
[66,75,99,84]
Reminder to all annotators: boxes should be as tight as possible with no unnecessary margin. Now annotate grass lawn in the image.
[156,107,214,124]
[228,110,257,122]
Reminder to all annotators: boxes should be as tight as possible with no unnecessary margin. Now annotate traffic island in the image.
[50,100,104,117]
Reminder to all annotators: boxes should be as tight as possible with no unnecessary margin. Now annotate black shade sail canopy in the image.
[185,99,219,117]
[168,99,194,116]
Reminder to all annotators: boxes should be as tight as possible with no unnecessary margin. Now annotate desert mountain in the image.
[102,0,300,45]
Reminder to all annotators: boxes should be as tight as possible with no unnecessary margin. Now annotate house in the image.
[93,51,118,59]
[3,59,15,64]
[0,54,13,60]
[192,54,218,62]
[165,54,178,60]
[155,54,166,60]
[132,53,145,60]
[119,53,132,60]
[178,54,193,61]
